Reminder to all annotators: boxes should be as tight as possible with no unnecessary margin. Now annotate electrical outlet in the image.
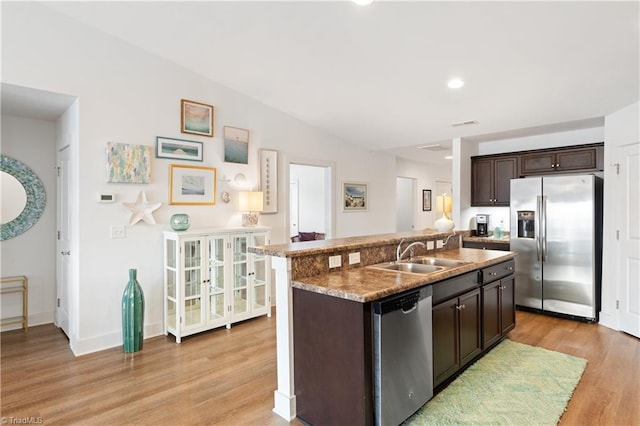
[329,255,342,268]
[349,252,361,265]
[436,240,444,248]
[427,241,435,250]
[110,225,126,239]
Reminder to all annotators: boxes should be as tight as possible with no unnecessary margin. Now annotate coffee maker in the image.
[476,214,489,236]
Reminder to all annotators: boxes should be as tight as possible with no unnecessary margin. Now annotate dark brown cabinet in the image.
[520,145,603,175]
[482,275,515,348]
[432,282,482,387]
[471,143,604,207]
[471,155,518,206]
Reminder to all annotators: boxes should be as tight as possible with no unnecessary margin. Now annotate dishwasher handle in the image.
[402,303,418,314]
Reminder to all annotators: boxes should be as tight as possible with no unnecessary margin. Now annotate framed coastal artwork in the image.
[105,142,152,184]
[223,126,249,164]
[181,99,214,137]
[343,181,368,212]
[156,136,203,162]
[169,164,216,205]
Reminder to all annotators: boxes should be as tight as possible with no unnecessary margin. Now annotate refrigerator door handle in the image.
[536,195,542,261]
[541,195,548,262]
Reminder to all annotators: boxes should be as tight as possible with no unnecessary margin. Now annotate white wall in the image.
[0,115,57,330]
[2,3,396,354]
[396,157,452,230]
[601,101,639,329]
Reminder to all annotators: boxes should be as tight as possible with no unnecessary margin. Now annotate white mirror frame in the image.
[0,155,46,240]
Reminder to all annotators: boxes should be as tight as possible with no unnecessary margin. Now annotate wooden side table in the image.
[1,275,28,333]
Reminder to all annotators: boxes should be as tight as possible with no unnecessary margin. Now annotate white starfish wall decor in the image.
[122,190,161,225]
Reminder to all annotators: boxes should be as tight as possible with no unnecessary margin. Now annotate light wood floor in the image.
[1,310,638,425]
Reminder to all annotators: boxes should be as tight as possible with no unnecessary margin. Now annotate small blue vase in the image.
[122,268,145,353]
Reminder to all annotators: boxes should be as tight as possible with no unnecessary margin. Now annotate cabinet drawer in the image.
[481,260,515,284]
[432,271,480,305]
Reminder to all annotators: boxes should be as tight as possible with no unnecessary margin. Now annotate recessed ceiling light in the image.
[445,155,453,160]
[352,0,374,5]
[447,78,464,89]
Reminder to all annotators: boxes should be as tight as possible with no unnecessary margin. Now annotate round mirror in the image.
[1,171,27,223]
[0,155,46,240]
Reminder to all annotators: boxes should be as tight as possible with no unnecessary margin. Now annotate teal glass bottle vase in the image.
[122,268,145,353]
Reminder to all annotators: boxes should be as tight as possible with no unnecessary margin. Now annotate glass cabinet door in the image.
[183,239,203,328]
[165,238,177,330]
[251,234,268,311]
[232,235,249,316]
[207,236,226,323]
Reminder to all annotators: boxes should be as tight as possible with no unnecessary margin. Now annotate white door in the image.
[618,142,640,337]
[396,177,415,232]
[55,145,71,336]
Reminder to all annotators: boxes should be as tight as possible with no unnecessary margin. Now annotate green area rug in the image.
[406,339,587,425]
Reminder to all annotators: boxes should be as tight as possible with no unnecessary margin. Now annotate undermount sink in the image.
[368,262,444,274]
[367,256,471,276]
[405,257,470,269]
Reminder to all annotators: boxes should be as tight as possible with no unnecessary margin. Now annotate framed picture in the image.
[181,99,214,137]
[260,149,278,213]
[422,189,432,211]
[343,181,368,211]
[223,126,249,164]
[169,164,216,205]
[156,136,203,162]
[105,142,151,184]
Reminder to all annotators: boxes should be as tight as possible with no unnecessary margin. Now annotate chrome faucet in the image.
[396,239,426,262]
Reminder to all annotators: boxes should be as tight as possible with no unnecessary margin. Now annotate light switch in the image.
[329,255,342,268]
[110,225,126,239]
[349,252,361,265]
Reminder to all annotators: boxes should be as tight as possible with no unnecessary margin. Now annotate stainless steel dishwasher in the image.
[374,286,433,426]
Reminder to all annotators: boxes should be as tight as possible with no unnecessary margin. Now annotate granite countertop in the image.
[292,248,515,303]
[250,229,467,258]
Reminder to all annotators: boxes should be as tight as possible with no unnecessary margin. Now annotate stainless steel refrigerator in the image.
[510,174,603,321]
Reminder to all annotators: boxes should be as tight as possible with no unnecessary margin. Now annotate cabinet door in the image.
[250,232,269,313]
[231,235,249,319]
[500,276,516,335]
[165,238,178,333]
[458,289,482,367]
[207,236,227,326]
[556,148,598,171]
[493,156,518,205]
[471,158,494,206]
[432,298,459,387]
[182,238,205,329]
[521,152,556,174]
[482,281,501,349]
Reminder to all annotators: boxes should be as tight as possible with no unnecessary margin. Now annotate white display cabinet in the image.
[163,227,271,343]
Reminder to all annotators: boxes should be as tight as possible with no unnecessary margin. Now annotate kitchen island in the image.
[250,230,515,424]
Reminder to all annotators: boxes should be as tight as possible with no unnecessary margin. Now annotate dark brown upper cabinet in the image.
[471,143,603,207]
[471,155,518,206]
[520,144,604,175]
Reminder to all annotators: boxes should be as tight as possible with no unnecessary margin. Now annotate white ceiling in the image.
[8,1,640,163]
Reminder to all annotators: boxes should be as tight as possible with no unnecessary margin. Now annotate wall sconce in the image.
[238,191,263,227]
[434,193,455,232]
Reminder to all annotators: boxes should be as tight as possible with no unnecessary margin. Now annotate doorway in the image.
[289,163,333,240]
[396,176,416,232]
